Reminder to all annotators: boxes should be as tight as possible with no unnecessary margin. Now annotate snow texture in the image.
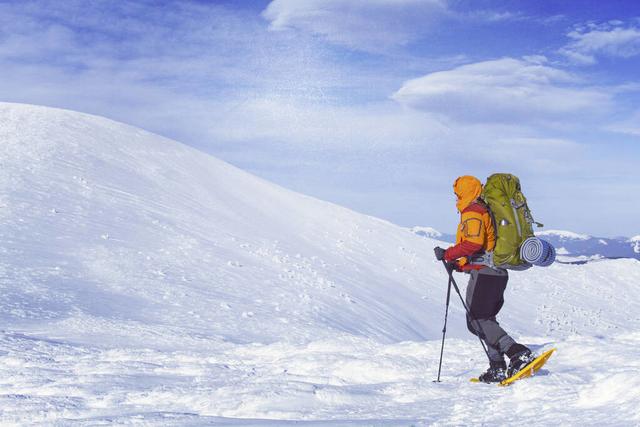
[411,226,442,238]
[1,103,640,425]
[536,230,591,240]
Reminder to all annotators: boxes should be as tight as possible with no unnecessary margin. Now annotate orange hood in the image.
[454,175,482,212]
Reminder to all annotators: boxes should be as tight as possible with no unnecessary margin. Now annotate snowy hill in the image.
[1,103,640,424]
[0,102,449,346]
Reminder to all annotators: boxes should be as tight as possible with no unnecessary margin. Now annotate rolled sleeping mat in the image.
[520,237,556,267]
[520,237,544,263]
[537,242,556,267]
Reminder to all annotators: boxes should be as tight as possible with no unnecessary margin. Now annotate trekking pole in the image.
[441,261,492,363]
[434,268,453,382]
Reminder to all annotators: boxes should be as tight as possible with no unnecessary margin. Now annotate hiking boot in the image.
[478,361,507,383]
[506,344,535,377]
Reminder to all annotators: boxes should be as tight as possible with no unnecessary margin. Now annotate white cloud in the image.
[392,57,611,124]
[560,22,640,64]
[262,0,549,54]
[262,0,448,53]
[200,97,453,151]
[481,137,580,170]
[426,120,586,175]
[491,137,577,149]
[0,0,361,144]
[462,9,526,23]
[606,110,640,137]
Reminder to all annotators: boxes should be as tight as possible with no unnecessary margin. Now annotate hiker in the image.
[433,175,535,383]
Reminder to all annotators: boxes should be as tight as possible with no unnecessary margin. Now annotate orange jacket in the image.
[444,176,496,271]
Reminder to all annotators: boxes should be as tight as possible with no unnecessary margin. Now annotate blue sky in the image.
[1,0,639,237]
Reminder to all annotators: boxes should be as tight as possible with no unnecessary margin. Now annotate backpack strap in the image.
[462,200,488,215]
[467,251,496,269]
[462,200,499,269]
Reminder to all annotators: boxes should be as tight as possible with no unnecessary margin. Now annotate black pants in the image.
[465,267,516,362]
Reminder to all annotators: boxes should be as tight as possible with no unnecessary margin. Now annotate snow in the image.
[556,254,604,264]
[411,226,442,238]
[1,102,640,425]
[535,229,591,240]
[535,231,639,260]
[3,331,640,425]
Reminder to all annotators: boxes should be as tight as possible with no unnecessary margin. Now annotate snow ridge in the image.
[536,229,591,240]
[411,226,442,238]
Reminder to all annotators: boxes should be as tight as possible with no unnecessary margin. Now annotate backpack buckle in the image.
[468,251,495,268]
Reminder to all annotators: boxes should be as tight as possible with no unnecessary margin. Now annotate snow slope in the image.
[0,102,445,346]
[1,103,640,425]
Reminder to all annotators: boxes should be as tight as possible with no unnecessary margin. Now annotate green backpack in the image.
[481,174,543,270]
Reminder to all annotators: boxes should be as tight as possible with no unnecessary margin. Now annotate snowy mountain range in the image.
[414,227,640,261]
[411,226,455,243]
[536,230,640,261]
[1,103,639,425]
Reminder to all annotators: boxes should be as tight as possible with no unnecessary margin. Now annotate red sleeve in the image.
[444,240,483,262]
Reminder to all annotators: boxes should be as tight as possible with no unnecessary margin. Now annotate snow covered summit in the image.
[534,230,640,260]
[535,229,591,241]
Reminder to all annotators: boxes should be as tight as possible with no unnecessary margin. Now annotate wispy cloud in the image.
[263,0,449,53]
[606,110,640,136]
[0,1,356,144]
[560,21,640,65]
[392,56,611,124]
[0,0,344,91]
[262,0,540,53]
[461,9,527,23]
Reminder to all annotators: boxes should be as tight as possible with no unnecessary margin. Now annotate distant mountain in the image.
[411,226,455,243]
[536,230,590,241]
[534,230,640,260]
[412,227,640,261]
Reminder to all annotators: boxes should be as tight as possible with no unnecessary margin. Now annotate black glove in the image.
[434,246,446,261]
